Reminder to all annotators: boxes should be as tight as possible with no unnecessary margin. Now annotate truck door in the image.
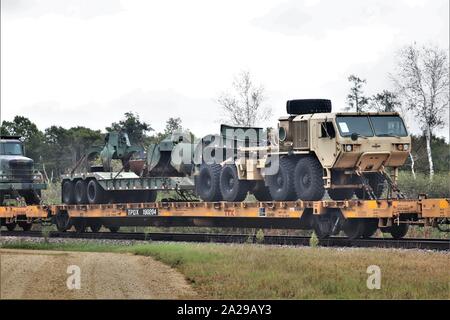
[312,120,337,168]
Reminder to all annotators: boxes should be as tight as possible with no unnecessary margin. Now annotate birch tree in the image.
[393,44,449,179]
[217,70,271,127]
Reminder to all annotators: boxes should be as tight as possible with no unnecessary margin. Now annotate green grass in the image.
[2,241,448,299]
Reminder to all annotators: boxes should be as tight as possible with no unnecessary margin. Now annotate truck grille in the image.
[9,161,33,182]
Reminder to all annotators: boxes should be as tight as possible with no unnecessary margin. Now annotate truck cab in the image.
[0,136,46,205]
[277,100,411,199]
[306,112,411,189]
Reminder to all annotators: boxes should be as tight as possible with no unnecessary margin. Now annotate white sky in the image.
[1,0,449,139]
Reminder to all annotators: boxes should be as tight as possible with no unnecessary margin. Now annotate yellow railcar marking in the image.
[367,200,378,209]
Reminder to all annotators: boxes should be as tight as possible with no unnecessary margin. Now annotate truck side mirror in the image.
[351,132,358,141]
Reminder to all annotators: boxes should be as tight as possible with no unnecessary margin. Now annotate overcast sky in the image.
[1,0,449,139]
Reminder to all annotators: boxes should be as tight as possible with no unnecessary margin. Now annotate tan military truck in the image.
[196,99,411,202]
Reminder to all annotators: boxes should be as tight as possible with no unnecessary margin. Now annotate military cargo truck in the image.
[0,136,46,206]
[195,99,411,202]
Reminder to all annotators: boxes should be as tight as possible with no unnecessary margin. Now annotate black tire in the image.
[294,156,325,201]
[343,219,366,240]
[87,180,105,204]
[265,157,297,201]
[286,99,332,115]
[390,224,409,239]
[6,222,17,231]
[18,221,32,231]
[328,188,354,200]
[74,180,88,204]
[108,226,120,233]
[23,191,41,205]
[195,164,222,202]
[251,181,272,201]
[219,165,249,202]
[136,190,157,203]
[355,173,385,199]
[62,180,75,204]
[362,219,379,238]
[354,188,365,200]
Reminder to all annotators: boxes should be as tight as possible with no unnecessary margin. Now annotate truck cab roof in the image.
[0,135,22,142]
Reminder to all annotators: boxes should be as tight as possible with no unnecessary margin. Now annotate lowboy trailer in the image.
[0,197,449,239]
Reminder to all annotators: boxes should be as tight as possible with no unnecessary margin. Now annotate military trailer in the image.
[61,132,195,207]
[0,136,46,206]
[195,99,411,202]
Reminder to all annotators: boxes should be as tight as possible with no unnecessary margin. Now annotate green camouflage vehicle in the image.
[0,136,46,205]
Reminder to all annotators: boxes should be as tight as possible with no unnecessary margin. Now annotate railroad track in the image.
[1,230,449,251]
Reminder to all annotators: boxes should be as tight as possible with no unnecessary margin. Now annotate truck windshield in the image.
[369,116,408,137]
[335,116,374,137]
[0,142,23,155]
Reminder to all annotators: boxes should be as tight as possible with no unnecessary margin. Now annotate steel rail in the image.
[1,230,449,251]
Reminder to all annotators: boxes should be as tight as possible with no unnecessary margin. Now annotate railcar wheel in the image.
[195,164,222,202]
[389,224,409,239]
[18,221,32,231]
[62,181,75,204]
[108,226,120,233]
[328,188,354,200]
[55,211,70,232]
[265,157,297,201]
[343,219,366,240]
[87,180,105,204]
[73,220,86,233]
[89,222,102,232]
[312,209,343,239]
[220,165,249,202]
[294,156,325,201]
[6,222,17,231]
[250,181,272,201]
[74,180,88,204]
[362,219,379,238]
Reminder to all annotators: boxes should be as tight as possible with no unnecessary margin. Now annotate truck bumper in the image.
[0,182,47,191]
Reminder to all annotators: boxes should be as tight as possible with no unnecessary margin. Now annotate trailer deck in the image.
[1,198,448,221]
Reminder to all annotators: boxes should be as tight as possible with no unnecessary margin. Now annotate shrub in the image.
[309,232,319,247]
[255,229,265,244]
[397,172,449,198]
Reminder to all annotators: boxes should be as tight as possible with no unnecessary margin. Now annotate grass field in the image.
[2,241,449,299]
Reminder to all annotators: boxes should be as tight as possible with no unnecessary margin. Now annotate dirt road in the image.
[0,249,197,299]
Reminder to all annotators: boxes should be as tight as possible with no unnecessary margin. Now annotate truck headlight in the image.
[396,144,409,151]
[33,173,43,182]
[345,144,353,152]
